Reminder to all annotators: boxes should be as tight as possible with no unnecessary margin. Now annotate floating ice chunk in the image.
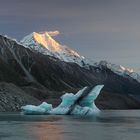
[50,87,87,115]
[38,102,53,111]
[70,85,104,116]
[21,102,52,115]
[21,105,46,115]
[21,85,104,116]
[79,85,104,110]
[71,105,92,116]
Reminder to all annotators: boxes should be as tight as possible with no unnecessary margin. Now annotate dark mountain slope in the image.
[0,35,140,110]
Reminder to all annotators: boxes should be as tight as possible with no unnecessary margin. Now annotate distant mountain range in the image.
[0,31,140,111]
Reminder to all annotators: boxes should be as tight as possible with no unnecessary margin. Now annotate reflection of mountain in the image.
[32,120,62,140]
[0,32,140,111]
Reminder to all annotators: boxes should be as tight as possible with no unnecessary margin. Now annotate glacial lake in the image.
[0,110,140,140]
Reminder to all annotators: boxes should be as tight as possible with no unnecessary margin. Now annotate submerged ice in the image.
[21,85,104,116]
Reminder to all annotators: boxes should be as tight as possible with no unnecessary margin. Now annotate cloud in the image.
[47,31,60,36]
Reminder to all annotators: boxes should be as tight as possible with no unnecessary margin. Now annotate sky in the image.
[0,0,140,72]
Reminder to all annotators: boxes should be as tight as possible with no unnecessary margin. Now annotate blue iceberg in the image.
[21,85,104,116]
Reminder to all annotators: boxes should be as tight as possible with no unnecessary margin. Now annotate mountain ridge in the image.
[20,31,140,83]
[0,33,140,110]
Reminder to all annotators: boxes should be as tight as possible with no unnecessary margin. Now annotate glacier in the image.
[21,85,104,116]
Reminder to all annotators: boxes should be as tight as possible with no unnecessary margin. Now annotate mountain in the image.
[20,31,85,66]
[0,32,140,111]
[20,31,140,83]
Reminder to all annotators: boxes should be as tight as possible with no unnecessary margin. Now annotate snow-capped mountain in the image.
[20,31,85,66]
[94,61,140,83]
[20,31,140,83]
[1,34,140,110]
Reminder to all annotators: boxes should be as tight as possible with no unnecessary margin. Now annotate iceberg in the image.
[21,102,52,115]
[21,85,104,116]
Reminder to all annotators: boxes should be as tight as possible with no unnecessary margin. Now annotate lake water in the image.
[0,110,140,140]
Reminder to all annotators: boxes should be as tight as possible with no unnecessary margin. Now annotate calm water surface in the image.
[0,110,140,140]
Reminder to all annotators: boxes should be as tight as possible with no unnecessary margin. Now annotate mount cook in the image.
[0,31,140,111]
